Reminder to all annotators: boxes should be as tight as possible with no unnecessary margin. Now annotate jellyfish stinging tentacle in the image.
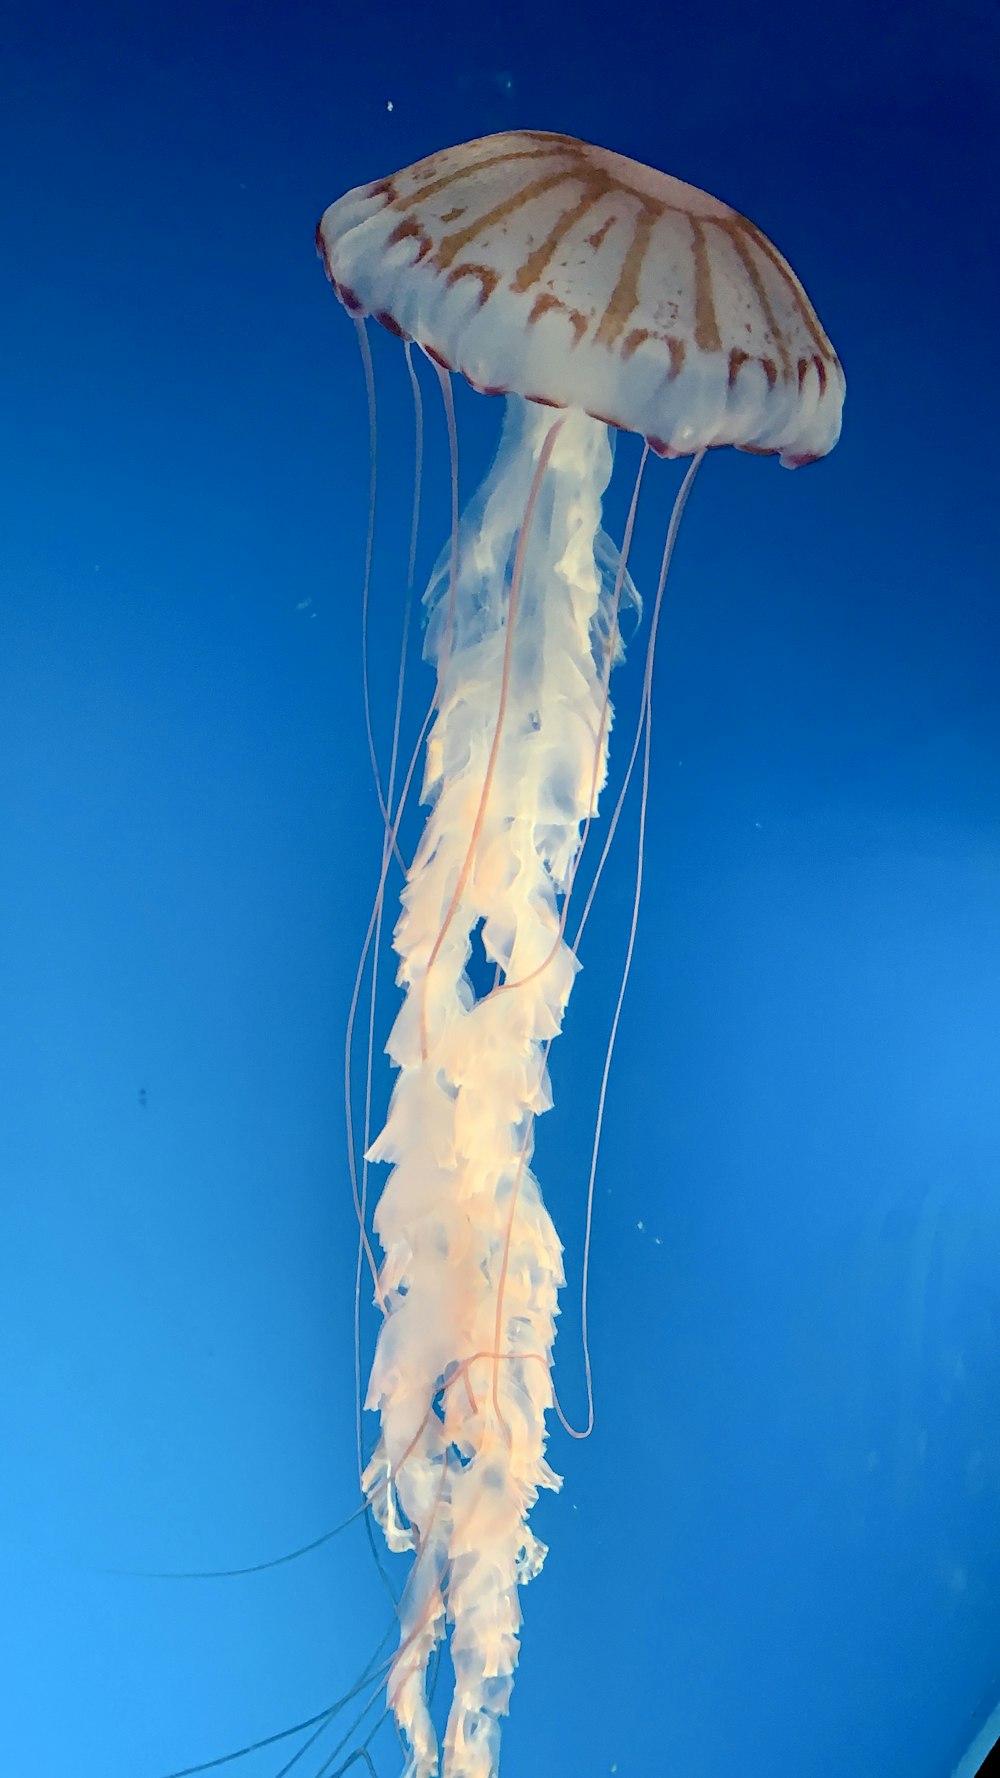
[317,130,845,1778]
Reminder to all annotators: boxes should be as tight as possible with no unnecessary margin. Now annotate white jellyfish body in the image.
[317,130,844,1778]
[319,129,844,467]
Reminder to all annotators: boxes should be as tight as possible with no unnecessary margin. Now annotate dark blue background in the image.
[2,3,998,1775]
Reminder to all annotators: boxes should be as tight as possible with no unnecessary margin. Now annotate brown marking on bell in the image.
[622,327,650,360]
[446,261,500,305]
[594,204,655,347]
[314,220,331,272]
[441,206,465,223]
[585,215,615,252]
[725,224,792,377]
[461,372,507,396]
[739,216,834,360]
[526,392,567,409]
[797,356,810,389]
[688,218,722,355]
[405,154,571,226]
[388,216,433,262]
[511,182,609,294]
[667,336,686,379]
[736,442,779,456]
[375,310,408,339]
[521,130,585,148]
[813,353,828,395]
[423,344,453,370]
[417,136,581,200]
[434,170,579,273]
[528,292,589,345]
[588,410,625,432]
[337,283,365,315]
[761,356,778,389]
[728,347,750,387]
[647,435,679,458]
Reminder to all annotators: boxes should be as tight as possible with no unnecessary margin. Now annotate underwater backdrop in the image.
[2,2,998,1775]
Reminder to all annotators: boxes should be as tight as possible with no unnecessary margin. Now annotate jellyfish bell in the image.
[318,131,843,1778]
[318,128,844,466]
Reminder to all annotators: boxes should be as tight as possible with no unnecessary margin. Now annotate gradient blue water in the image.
[2,4,998,1775]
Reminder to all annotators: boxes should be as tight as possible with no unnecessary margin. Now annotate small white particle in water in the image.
[296,598,312,611]
[653,1236,662,1246]
[386,99,394,111]
[637,1220,644,1232]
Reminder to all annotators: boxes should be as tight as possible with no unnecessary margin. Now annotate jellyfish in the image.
[316,130,844,1778]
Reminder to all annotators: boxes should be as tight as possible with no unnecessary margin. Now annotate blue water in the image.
[2,3,998,1775]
